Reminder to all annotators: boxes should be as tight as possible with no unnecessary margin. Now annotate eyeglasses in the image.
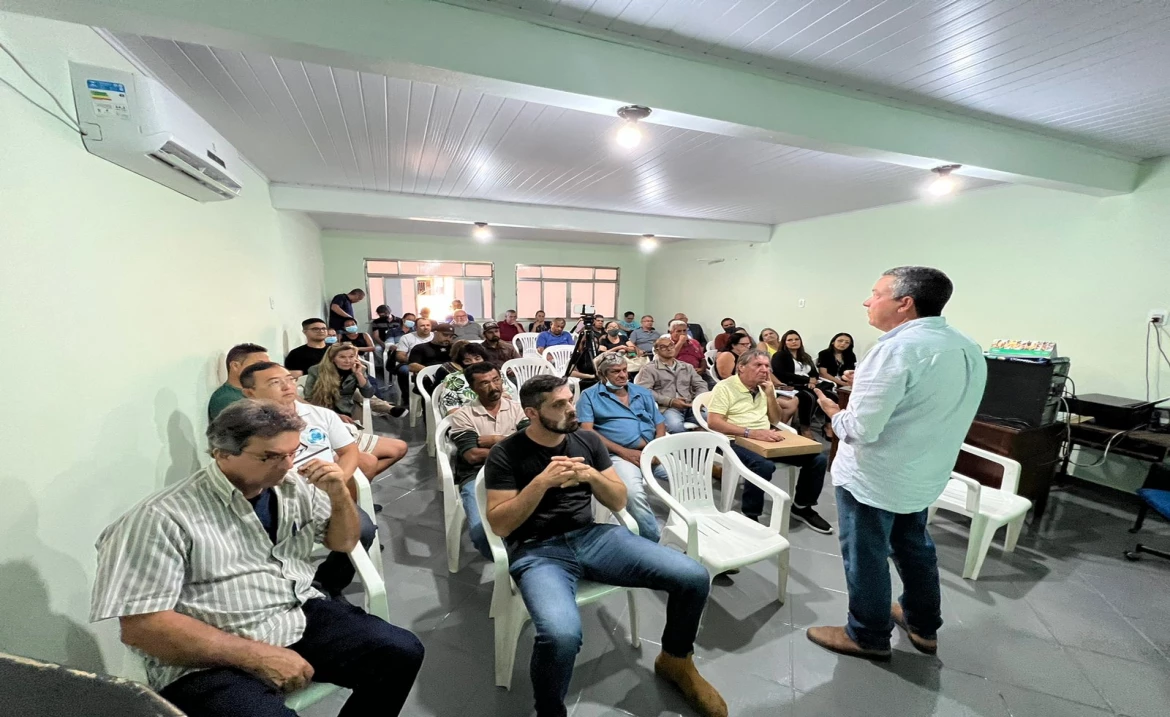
[244,442,307,463]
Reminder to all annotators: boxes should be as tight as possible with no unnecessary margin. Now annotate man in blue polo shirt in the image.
[536,317,575,352]
[576,352,669,543]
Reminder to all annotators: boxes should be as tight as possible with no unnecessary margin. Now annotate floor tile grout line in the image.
[1073,571,1170,666]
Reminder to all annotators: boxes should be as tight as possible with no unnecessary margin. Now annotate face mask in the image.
[607,329,620,337]
[724,326,736,334]
[404,320,415,329]
[345,326,358,334]
[324,337,338,345]
[605,381,623,391]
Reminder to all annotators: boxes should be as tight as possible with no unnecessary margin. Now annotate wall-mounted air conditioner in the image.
[69,62,242,202]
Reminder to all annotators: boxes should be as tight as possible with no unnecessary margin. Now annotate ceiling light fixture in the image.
[927,164,961,196]
[616,105,652,149]
[639,234,659,253]
[472,222,493,242]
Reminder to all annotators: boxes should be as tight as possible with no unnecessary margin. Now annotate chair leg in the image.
[926,506,939,525]
[777,550,790,605]
[1129,503,1149,534]
[409,392,420,427]
[495,602,528,689]
[445,503,465,574]
[1003,516,1025,553]
[962,515,998,580]
[626,591,641,648]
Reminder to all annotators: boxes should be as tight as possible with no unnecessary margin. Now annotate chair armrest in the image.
[723,445,792,536]
[361,398,373,436]
[475,472,514,599]
[957,443,1022,495]
[947,472,983,514]
[612,507,641,537]
[352,470,375,518]
[774,421,797,434]
[348,546,389,621]
[637,459,701,556]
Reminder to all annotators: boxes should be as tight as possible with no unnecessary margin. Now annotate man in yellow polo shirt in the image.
[707,349,831,533]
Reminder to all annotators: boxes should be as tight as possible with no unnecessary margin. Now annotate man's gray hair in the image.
[736,349,771,369]
[595,351,627,377]
[882,266,953,318]
[207,399,305,457]
[668,320,688,331]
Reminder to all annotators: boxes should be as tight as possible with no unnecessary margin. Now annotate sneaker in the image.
[389,405,409,419]
[791,506,833,534]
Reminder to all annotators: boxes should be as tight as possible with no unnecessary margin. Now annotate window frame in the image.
[515,264,621,322]
[363,259,495,320]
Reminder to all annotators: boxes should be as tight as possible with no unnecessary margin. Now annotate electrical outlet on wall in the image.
[798,298,806,308]
[1150,309,1166,325]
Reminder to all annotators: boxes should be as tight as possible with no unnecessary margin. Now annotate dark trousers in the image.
[836,486,942,649]
[313,509,376,597]
[159,598,424,717]
[730,444,827,518]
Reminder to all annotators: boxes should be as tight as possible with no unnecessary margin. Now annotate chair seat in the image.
[662,509,790,572]
[284,681,341,711]
[936,482,1031,522]
[1137,488,1170,520]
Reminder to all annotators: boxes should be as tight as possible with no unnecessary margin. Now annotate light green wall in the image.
[0,11,324,672]
[648,161,1170,492]
[320,232,649,321]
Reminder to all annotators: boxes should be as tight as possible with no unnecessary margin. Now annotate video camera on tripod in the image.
[566,304,598,378]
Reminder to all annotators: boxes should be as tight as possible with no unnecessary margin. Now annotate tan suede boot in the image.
[892,603,938,655]
[806,626,892,661]
[654,651,728,717]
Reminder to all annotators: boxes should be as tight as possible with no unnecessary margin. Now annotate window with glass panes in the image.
[364,260,493,321]
[516,265,619,322]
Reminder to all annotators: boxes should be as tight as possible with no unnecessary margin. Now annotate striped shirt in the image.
[90,460,333,690]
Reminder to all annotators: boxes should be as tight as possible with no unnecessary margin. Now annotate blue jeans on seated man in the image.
[836,486,942,650]
[729,444,827,520]
[314,508,377,597]
[160,597,424,717]
[510,523,711,717]
[662,406,698,434]
[608,456,667,543]
[458,479,493,560]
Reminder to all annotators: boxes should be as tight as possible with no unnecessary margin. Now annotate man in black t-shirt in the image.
[285,318,330,378]
[328,288,365,331]
[483,375,726,717]
[407,322,455,394]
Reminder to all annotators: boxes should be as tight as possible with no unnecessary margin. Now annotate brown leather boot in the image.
[892,603,938,655]
[654,651,728,717]
[806,626,892,661]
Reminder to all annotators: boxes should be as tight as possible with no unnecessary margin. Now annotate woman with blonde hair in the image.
[757,328,782,357]
[305,343,407,419]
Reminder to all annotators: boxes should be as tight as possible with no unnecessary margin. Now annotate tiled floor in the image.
[304,415,1170,717]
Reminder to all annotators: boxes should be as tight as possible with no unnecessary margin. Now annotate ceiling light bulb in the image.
[616,122,642,148]
[472,222,492,242]
[639,234,658,253]
[926,164,961,197]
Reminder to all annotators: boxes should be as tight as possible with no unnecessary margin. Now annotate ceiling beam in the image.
[8,0,1141,195]
[270,185,772,243]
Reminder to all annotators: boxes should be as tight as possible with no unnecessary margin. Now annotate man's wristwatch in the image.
[744,428,751,438]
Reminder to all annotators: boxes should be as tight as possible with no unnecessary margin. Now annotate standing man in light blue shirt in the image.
[807,266,986,661]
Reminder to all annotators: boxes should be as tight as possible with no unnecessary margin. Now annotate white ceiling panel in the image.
[112,32,998,225]
[311,213,680,246]
[463,0,1170,159]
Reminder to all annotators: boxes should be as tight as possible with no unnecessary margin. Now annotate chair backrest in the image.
[434,415,458,493]
[706,340,715,351]
[296,374,308,399]
[640,432,725,510]
[502,357,554,394]
[543,345,573,374]
[691,391,713,431]
[431,382,449,423]
[513,332,540,357]
[704,349,718,372]
[415,364,445,402]
[956,442,1023,495]
[361,353,376,376]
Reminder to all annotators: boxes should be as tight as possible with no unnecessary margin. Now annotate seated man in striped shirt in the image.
[91,400,424,717]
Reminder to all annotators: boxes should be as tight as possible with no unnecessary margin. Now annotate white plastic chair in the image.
[513,332,540,358]
[474,472,641,689]
[641,433,791,601]
[434,416,467,573]
[691,392,799,500]
[409,364,444,428]
[704,350,718,373]
[543,345,573,375]
[419,367,446,458]
[929,444,1029,580]
[121,471,389,710]
[501,357,553,395]
[705,340,716,351]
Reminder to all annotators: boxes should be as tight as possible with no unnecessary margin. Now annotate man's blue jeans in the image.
[510,524,711,717]
[608,456,667,543]
[662,407,697,434]
[836,486,943,650]
[458,480,492,560]
[730,444,827,519]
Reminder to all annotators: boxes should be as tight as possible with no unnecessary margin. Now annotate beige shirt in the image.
[449,397,527,439]
[90,461,332,690]
[635,358,709,407]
